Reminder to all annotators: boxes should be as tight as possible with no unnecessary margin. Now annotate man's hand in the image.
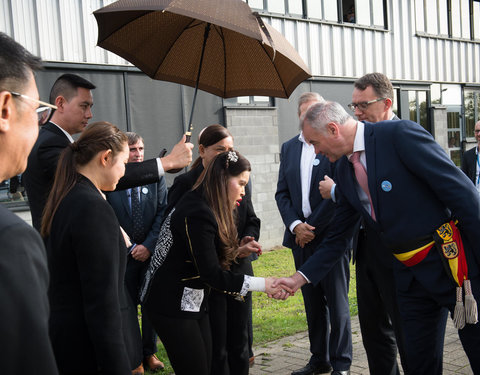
[293,223,315,248]
[319,175,334,199]
[131,244,151,262]
[238,236,262,258]
[271,272,307,296]
[265,277,291,300]
[160,135,194,171]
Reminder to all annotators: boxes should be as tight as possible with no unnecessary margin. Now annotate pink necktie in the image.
[350,151,376,221]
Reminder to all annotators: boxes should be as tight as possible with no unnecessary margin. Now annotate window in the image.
[224,96,273,106]
[245,0,387,28]
[464,89,480,138]
[415,0,478,39]
[408,90,430,132]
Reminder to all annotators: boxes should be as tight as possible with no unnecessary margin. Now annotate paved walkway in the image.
[250,314,473,375]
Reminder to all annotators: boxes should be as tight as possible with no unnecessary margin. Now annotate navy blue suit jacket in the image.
[275,135,336,253]
[106,179,167,253]
[300,120,480,290]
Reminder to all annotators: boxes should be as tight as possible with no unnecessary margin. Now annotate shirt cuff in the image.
[156,157,165,177]
[331,184,337,203]
[241,275,265,295]
[289,220,303,234]
[297,271,311,284]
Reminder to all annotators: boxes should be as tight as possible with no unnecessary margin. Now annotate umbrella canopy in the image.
[94,0,311,99]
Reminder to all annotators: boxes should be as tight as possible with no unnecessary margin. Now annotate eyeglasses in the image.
[347,97,386,112]
[10,91,57,125]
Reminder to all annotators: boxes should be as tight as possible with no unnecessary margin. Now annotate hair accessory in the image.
[227,151,238,163]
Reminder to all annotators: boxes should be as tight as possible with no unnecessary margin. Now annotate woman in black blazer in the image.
[141,151,283,375]
[42,122,142,375]
[166,124,262,375]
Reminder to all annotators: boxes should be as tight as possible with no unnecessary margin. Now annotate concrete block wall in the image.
[224,107,284,250]
[431,105,449,154]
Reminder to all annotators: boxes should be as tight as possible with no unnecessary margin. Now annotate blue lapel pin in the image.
[381,180,392,192]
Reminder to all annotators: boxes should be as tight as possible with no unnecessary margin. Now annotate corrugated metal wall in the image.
[1,0,479,83]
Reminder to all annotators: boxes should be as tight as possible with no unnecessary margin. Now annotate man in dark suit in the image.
[0,32,58,374]
[275,101,480,374]
[107,132,167,374]
[23,73,193,231]
[275,93,352,375]
[461,120,480,188]
[319,73,408,375]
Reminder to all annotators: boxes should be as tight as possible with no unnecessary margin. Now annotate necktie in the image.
[350,151,376,221]
[131,187,144,243]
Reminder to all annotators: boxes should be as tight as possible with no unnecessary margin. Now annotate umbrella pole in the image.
[186,22,211,142]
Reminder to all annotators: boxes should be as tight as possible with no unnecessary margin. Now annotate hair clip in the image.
[227,151,238,163]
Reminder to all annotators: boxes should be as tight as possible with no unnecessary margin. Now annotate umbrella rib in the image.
[258,42,287,97]
[153,17,202,78]
[216,26,227,97]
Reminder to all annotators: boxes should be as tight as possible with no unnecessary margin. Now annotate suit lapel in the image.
[309,153,322,199]
[364,123,380,228]
[292,139,303,200]
[121,190,131,218]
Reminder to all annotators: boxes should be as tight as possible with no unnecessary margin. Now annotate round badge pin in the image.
[381,181,392,192]
[313,159,320,166]
[142,187,148,194]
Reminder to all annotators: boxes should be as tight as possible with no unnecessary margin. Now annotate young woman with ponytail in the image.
[42,121,142,375]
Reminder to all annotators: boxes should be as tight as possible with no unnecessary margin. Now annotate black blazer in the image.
[24,122,160,230]
[46,176,141,374]
[0,205,58,375]
[166,164,260,274]
[461,146,477,184]
[142,188,246,319]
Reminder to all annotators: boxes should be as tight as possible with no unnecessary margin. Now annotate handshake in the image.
[263,272,308,300]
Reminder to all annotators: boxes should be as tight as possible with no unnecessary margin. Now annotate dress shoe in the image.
[331,371,350,375]
[249,356,255,367]
[291,362,332,375]
[143,354,165,372]
[132,363,144,375]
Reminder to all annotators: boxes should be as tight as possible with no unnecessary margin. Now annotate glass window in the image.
[288,0,303,15]
[447,111,462,166]
[267,0,285,13]
[451,0,462,37]
[356,0,371,25]
[306,0,322,18]
[460,0,470,38]
[474,1,480,39]
[247,0,264,10]
[431,84,442,104]
[425,0,438,33]
[409,90,430,132]
[464,89,480,138]
[372,0,385,27]
[324,0,339,21]
[415,0,426,32]
[441,84,462,105]
[438,0,449,35]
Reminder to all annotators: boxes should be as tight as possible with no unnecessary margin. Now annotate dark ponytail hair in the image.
[194,150,251,269]
[41,121,128,237]
[191,124,233,170]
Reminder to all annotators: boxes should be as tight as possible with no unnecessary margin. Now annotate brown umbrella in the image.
[94,0,311,139]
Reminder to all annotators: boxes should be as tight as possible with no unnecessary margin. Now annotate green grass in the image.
[147,247,357,373]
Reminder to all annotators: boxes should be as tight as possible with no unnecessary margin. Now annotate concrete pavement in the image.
[250,314,473,375]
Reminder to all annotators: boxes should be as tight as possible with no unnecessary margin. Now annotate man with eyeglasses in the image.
[319,73,409,375]
[0,32,58,374]
[24,73,194,231]
[461,121,480,192]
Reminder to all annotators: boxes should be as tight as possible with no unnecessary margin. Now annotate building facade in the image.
[1,0,479,248]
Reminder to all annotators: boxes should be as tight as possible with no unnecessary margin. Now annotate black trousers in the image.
[209,290,251,375]
[125,257,158,357]
[356,226,408,375]
[146,311,212,375]
[293,245,352,371]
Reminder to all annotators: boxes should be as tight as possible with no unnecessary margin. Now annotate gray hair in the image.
[302,101,352,132]
[297,92,324,116]
[125,131,144,146]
